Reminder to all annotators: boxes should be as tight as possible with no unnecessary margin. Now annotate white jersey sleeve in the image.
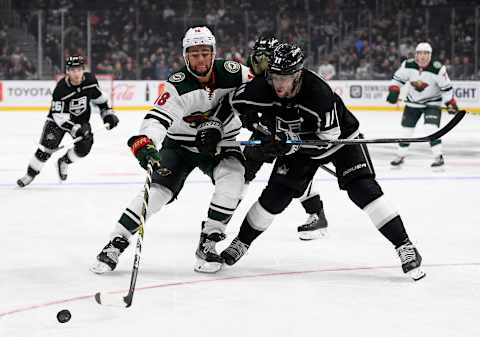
[390,60,409,87]
[436,65,454,104]
[139,81,185,148]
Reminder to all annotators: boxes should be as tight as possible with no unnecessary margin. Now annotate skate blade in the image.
[407,267,426,281]
[90,261,113,274]
[194,257,223,273]
[431,166,445,173]
[298,228,328,241]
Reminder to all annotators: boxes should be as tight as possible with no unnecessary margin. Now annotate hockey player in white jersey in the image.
[387,42,459,167]
[91,26,252,274]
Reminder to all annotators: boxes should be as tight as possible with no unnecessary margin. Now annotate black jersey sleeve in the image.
[297,92,360,158]
[84,72,110,112]
[229,77,275,131]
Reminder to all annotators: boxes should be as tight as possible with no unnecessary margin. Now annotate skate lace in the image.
[305,213,319,226]
[104,245,121,262]
[202,239,217,254]
[20,175,33,184]
[226,239,248,259]
[396,244,416,264]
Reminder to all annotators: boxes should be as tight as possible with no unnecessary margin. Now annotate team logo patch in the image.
[433,61,442,69]
[169,72,185,82]
[410,80,429,92]
[69,96,87,116]
[224,61,240,73]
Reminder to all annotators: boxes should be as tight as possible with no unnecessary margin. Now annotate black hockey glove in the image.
[102,110,119,129]
[71,123,92,140]
[446,98,459,115]
[261,130,301,157]
[127,135,161,170]
[195,118,223,156]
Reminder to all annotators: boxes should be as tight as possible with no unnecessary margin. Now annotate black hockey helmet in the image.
[250,36,279,75]
[65,55,85,70]
[252,36,279,57]
[268,43,305,75]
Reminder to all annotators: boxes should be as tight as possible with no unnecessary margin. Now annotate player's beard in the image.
[192,64,211,77]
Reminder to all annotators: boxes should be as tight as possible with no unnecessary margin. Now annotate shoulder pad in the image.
[405,59,418,68]
[166,71,200,96]
[82,72,97,84]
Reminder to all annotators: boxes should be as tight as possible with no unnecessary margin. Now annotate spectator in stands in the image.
[317,57,336,80]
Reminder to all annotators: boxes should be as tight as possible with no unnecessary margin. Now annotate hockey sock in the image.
[237,217,264,246]
[27,166,40,177]
[378,215,409,248]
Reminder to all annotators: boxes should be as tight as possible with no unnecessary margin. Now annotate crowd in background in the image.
[0,23,36,79]
[2,0,479,80]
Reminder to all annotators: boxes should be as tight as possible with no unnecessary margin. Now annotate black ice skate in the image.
[298,210,328,240]
[57,156,69,181]
[396,241,426,281]
[17,167,39,188]
[431,155,445,168]
[221,237,250,266]
[90,236,130,274]
[17,174,35,187]
[390,156,405,167]
[194,232,226,273]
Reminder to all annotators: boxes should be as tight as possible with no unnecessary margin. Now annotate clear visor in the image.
[252,51,267,64]
[66,66,84,72]
[270,72,299,82]
[415,51,431,65]
[251,54,269,75]
[186,45,213,56]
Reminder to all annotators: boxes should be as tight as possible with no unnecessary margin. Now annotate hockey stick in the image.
[46,123,110,154]
[318,164,336,177]
[221,110,466,146]
[94,160,153,308]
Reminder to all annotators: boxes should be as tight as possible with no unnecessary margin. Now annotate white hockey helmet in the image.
[182,26,216,76]
[415,42,432,53]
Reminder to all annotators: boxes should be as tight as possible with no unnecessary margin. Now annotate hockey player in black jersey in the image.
[244,36,328,240]
[220,43,425,281]
[16,56,119,187]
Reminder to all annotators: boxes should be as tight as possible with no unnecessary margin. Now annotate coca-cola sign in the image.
[112,83,136,101]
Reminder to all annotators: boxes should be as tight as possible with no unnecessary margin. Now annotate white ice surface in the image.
[1,110,479,337]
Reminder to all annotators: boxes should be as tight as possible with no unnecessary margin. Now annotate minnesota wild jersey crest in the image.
[182,111,212,127]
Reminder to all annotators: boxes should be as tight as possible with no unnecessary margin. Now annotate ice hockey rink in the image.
[1,109,479,337]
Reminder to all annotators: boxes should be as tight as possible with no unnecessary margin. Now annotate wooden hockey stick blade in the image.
[94,291,131,308]
[221,110,466,146]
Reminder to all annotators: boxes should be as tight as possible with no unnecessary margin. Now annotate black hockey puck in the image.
[56,309,71,323]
